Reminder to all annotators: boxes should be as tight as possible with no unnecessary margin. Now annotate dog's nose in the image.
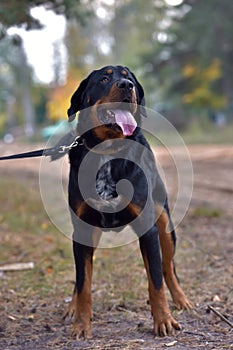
[117,79,134,91]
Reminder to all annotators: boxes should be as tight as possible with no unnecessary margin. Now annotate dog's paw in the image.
[172,292,194,310]
[63,306,75,322]
[72,319,92,340]
[154,313,180,337]
[63,293,78,321]
[63,291,92,339]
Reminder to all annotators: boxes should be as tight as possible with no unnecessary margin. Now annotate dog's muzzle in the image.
[98,108,137,136]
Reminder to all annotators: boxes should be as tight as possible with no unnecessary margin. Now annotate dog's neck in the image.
[77,128,140,155]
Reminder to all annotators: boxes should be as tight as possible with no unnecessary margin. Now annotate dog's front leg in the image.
[139,226,180,336]
[65,239,94,339]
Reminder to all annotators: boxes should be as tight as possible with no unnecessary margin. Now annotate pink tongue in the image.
[114,109,137,136]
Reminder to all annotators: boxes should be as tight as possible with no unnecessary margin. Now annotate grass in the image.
[0,173,147,305]
[191,206,223,218]
[0,177,48,233]
[181,122,233,145]
[0,174,74,298]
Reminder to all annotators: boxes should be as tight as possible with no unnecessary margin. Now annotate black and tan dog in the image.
[64,65,193,339]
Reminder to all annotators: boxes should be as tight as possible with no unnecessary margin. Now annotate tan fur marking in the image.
[142,254,180,336]
[64,228,102,338]
[64,257,93,339]
[127,202,141,217]
[156,207,193,310]
[92,227,102,248]
[74,258,93,339]
[77,202,87,218]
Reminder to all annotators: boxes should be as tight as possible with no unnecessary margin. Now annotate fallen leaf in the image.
[212,295,221,302]
[165,340,178,347]
[46,266,53,274]
[45,236,54,243]
[8,315,17,321]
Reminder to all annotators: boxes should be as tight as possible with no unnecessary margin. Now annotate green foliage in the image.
[138,0,233,116]
[0,0,93,34]
[182,59,227,109]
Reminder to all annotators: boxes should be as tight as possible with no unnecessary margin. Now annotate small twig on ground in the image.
[208,304,233,328]
[0,262,34,271]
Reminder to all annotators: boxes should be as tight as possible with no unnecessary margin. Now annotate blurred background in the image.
[0,0,232,143]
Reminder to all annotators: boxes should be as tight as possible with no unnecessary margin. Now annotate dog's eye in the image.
[124,75,134,84]
[100,76,109,83]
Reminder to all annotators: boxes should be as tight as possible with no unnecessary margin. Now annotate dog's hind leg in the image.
[139,226,180,336]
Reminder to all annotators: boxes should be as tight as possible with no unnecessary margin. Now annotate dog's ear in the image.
[67,74,91,122]
[126,67,147,118]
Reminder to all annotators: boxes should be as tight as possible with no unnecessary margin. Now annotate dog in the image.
[64,65,193,339]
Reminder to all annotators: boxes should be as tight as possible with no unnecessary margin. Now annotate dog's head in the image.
[67,65,145,140]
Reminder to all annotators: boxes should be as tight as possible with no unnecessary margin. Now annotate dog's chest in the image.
[96,160,116,200]
[94,159,124,228]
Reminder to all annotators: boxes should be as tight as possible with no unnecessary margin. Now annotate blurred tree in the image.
[65,20,92,72]
[18,37,36,136]
[46,13,113,122]
[108,0,165,94]
[100,0,232,127]
[32,84,49,124]
[0,0,95,133]
[0,0,93,37]
[0,35,35,135]
[139,0,233,118]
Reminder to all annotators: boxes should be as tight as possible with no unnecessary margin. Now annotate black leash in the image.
[0,136,84,161]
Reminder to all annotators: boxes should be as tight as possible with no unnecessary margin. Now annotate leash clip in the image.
[58,136,84,154]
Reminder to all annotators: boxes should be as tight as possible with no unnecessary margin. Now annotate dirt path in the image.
[0,143,232,349]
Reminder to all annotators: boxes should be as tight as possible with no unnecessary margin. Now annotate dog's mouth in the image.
[98,108,137,136]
